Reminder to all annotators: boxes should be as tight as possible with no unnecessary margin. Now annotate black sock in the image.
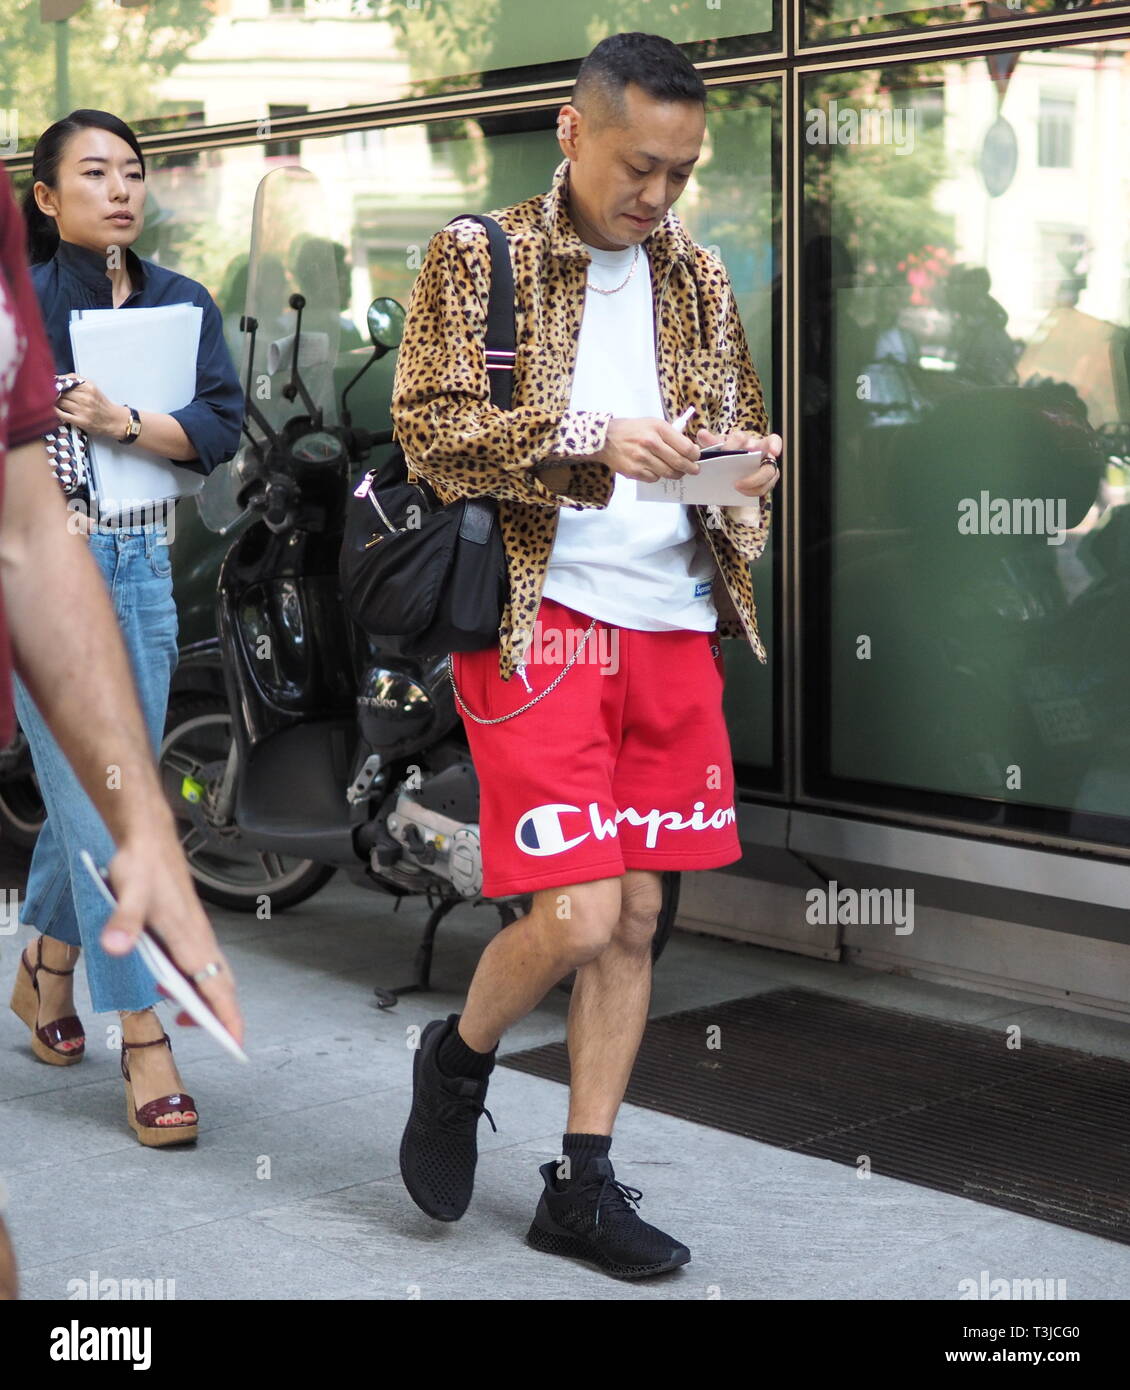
[436,1015,496,1079]
[559,1131,612,1184]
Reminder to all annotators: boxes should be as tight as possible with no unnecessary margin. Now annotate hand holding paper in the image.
[53,377,130,440]
[636,447,765,507]
[696,425,782,495]
[69,302,206,506]
[636,422,781,511]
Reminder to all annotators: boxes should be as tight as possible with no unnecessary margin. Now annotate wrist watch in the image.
[118,406,142,446]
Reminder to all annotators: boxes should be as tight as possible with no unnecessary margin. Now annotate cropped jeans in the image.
[12,522,179,1014]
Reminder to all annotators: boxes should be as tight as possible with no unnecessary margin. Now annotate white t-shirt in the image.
[540,238,718,632]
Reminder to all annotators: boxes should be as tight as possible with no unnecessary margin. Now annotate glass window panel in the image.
[2,0,777,154]
[804,0,1130,46]
[802,43,1130,845]
[11,85,779,771]
[698,93,780,780]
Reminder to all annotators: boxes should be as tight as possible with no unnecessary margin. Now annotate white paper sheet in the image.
[79,849,249,1064]
[69,303,206,509]
[636,448,763,515]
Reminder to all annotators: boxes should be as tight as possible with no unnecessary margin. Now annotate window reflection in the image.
[805,0,1128,46]
[10,1,775,150]
[805,45,1130,834]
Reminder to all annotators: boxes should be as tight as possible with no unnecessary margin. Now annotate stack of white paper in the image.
[69,303,206,509]
[636,448,763,518]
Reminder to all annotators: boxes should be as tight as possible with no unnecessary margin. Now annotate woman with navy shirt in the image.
[9,109,242,1145]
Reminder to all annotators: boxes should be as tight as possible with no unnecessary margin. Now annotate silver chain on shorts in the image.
[447,616,599,725]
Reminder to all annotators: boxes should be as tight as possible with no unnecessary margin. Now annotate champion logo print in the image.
[515,800,737,855]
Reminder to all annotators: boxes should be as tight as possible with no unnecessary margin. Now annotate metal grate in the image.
[500,988,1130,1243]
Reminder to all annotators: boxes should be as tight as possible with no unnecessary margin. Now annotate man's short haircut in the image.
[572,32,707,136]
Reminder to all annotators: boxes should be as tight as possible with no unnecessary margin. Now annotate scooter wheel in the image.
[160,692,338,912]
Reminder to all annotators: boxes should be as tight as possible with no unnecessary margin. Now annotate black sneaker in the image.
[526,1155,691,1279]
[398,1014,496,1222]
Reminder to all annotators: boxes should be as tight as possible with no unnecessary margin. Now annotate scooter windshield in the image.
[241,165,342,437]
[198,166,344,532]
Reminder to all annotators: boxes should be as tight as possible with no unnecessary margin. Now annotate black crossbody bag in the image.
[339,213,513,656]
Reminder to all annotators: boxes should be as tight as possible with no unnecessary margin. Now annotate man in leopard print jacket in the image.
[392,123,779,691]
[394,32,781,1279]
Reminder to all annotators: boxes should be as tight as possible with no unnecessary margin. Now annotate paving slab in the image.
[3,871,1130,1299]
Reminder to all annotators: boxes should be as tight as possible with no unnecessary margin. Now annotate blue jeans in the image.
[13,523,179,1014]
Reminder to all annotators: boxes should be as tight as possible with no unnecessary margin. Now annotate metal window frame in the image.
[795,0,1130,54]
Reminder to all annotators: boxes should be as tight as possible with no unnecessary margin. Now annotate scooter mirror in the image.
[367,298,405,351]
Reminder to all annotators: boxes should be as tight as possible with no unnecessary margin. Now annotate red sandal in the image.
[9,938,85,1066]
[121,1032,199,1147]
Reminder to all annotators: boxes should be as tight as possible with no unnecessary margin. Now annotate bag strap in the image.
[443,213,515,411]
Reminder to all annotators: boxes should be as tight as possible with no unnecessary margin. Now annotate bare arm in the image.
[119,405,196,462]
[0,440,242,1039]
[1,440,172,839]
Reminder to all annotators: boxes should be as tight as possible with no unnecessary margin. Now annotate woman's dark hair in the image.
[21,109,146,264]
[572,32,707,134]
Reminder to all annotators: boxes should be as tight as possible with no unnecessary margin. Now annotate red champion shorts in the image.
[451,595,743,898]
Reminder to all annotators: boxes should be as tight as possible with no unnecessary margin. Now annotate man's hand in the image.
[594,417,703,483]
[55,380,128,441]
[100,819,242,1041]
[696,427,782,499]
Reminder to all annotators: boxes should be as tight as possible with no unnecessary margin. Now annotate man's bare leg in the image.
[457,869,663,1138]
[401,866,670,1249]
[458,875,625,1053]
[565,869,662,1134]
[519,869,689,1278]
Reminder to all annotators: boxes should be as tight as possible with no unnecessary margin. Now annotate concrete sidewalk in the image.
[2,871,1129,1300]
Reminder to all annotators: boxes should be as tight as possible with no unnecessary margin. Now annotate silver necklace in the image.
[587,242,639,295]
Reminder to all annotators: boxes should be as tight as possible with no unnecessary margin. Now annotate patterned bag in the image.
[45,373,89,497]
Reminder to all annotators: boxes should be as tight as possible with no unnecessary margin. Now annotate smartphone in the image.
[79,849,248,1063]
[697,445,769,461]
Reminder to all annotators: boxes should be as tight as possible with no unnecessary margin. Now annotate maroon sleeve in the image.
[0,163,57,447]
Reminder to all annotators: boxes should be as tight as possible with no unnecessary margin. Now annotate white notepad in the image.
[69,303,206,509]
[636,448,763,516]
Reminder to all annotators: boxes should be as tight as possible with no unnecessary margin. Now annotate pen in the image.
[672,405,695,434]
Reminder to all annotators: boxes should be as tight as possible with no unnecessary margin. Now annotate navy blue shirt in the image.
[30,238,243,475]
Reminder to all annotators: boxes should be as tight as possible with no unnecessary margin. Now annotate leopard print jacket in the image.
[391,155,773,684]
